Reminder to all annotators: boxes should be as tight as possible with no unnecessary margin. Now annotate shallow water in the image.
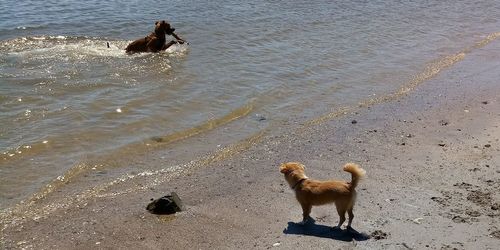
[1,0,499,209]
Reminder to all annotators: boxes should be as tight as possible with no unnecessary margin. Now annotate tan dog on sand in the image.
[279,162,366,229]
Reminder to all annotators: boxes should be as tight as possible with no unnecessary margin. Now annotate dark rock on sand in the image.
[146,192,184,215]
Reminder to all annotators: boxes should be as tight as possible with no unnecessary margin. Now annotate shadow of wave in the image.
[283,221,370,242]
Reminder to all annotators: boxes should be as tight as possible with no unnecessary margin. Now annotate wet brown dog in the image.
[279,162,366,229]
[125,20,185,54]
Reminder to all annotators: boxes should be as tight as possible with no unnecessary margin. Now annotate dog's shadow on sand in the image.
[283,219,370,242]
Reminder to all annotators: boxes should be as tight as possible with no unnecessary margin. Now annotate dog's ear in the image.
[155,21,159,25]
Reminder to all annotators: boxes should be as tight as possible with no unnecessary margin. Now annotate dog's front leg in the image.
[299,202,312,225]
[161,40,177,51]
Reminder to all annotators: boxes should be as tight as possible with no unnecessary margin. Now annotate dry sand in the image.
[1,40,500,249]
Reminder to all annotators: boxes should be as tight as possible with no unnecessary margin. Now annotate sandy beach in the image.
[2,38,500,249]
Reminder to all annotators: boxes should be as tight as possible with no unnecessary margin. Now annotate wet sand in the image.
[2,40,500,249]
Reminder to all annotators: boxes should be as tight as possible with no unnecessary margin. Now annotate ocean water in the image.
[1,0,499,209]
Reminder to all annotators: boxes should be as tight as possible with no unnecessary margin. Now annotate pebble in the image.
[255,114,267,121]
[16,241,27,246]
[439,120,449,126]
[272,242,281,247]
[413,218,423,224]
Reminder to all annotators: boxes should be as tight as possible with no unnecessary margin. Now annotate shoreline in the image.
[2,39,500,249]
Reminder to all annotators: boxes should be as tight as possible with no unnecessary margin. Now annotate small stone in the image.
[491,203,499,210]
[413,218,423,224]
[16,241,27,246]
[272,242,281,247]
[439,120,449,126]
[351,120,357,124]
[484,144,491,148]
[255,114,267,121]
[481,101,488,105]
[438,143,446,147]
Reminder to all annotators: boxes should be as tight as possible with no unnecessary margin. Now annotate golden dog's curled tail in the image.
[343,163,366,189]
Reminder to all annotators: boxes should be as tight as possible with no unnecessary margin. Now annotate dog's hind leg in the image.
[335,205,347,228]
[299,202,312,225]
[347,206,354,229]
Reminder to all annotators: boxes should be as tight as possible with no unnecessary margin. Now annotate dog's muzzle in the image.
[166,28,175,35]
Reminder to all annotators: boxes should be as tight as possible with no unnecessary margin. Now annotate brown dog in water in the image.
[279,162,366,229]
[125,20,186,54]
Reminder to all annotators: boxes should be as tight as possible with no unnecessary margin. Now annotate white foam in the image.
[165,43,189,55]
[5,36,189,60]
